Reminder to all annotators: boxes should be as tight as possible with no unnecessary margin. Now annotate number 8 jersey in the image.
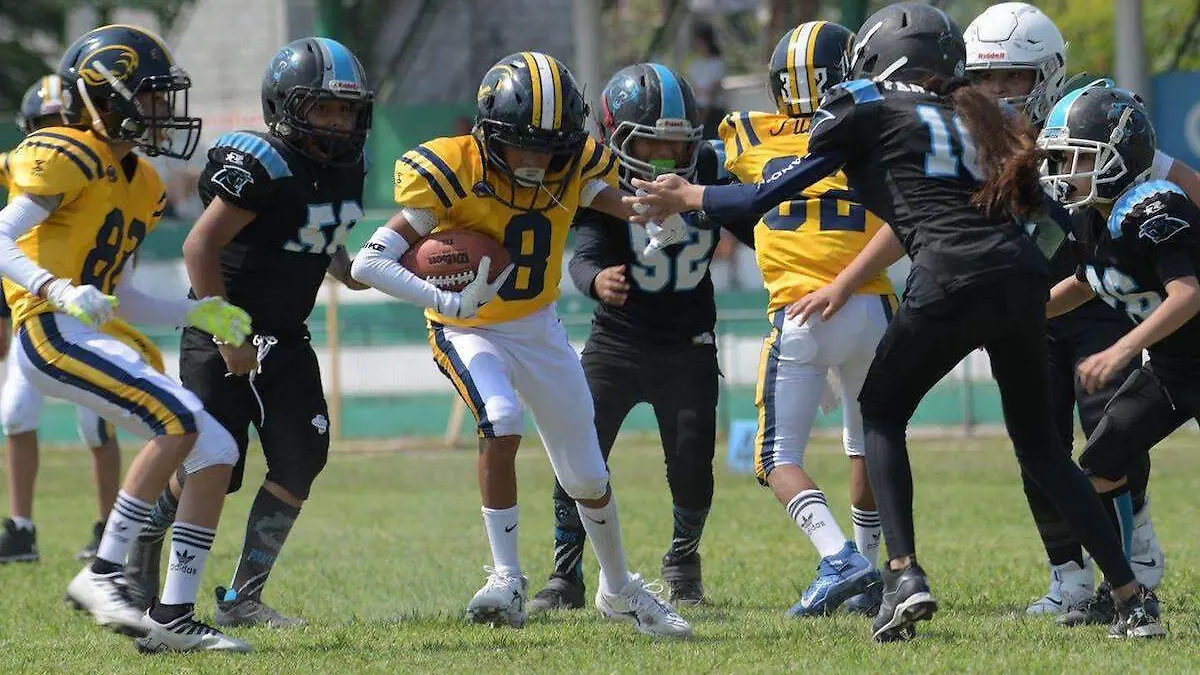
[394,134,618,327]
[2,126,166,327]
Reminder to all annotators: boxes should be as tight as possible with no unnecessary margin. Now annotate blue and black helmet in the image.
[262,37,374,166]
[599,62,703,190]
[768,21,855,117]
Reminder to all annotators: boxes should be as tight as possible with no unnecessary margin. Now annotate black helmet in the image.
[849,3,966,84]
[769,21,855,116]
[599,62,702,191]
[58,24,201,159]
[16,75,67,135]
[474,51,590,212]
[1037,81,1156,208]
[262,37,374,166]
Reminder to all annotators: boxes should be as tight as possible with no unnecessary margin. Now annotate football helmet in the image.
[16,75,67,135]
[474,51,590,212]
[1037,82,1156,209]
[58,24,201,159]
[849,2,966,84]
[769,21,855,116]
[262,37,374,166]
[600,62,702,191]
[965,3,1068,126]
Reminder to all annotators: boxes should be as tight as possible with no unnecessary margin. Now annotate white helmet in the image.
[965,2,1067,125]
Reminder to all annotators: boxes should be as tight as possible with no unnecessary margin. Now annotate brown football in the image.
[400,229,511,292]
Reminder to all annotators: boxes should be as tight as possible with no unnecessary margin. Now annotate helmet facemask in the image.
[607,118,701,192]
[476,120,586,212]
[273,86,373,166]
[76,65,201,160]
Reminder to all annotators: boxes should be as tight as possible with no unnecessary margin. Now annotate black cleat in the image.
[871,562,937,643]
[1109,585,1166,639]
[528,574,586,612]
[75,521,104,561]
[1058,582,1116,627]
[662,552,705,606]
[0,518,38,563]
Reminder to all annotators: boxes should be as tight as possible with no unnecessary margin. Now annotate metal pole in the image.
[326,280,343,442]
[1115,0,1151,109]
[573,0,604,124]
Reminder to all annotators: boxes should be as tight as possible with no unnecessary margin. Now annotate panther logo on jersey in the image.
[1139,215,1190,244]
[78,45,140,86]
[211,165,255,198]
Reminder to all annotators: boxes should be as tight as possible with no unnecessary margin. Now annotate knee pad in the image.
[482,398,525,438]
[559,471,610,502]
[74,405,115,448]
[181,410,240,474]
[0,373,43,435]
[265,440,330,502]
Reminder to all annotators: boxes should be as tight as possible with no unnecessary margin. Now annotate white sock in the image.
[787,490,849,558]
[161,522,215,605]
[851,506,882,568]
[481,506,521,575]
[578,498,631,595]
[10,516,34,531]
[95,491,153,566]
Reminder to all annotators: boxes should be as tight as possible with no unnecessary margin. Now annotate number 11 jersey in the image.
[394,134,618,327]
[2,126,166,328]
[197,131,365,339]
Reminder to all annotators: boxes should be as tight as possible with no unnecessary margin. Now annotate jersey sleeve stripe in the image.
[738,112,762,147]
[579,142,606,177]
[584,151,617,181]
[398,155,453,208]
[25,131,105,177]
[215,132,292,179]
[412,146,467,198]
[22,141,95,181]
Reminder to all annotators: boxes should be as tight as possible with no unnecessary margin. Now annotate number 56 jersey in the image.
[394,134,618,327]
[2,126,166,327]
[198,131,365,338]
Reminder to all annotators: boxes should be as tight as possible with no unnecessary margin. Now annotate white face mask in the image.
[512,166,546,186]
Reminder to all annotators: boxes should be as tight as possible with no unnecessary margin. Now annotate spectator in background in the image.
[688,21,726,139]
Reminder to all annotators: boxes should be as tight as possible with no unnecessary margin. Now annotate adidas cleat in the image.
[871,562,938,643]
[596,573,692,639]
[65,566,148,636]
[136,610,252,653]
[466,567,527,628]
[788,542,873,617]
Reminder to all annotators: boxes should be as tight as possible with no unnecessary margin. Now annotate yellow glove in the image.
[187,297,252,347]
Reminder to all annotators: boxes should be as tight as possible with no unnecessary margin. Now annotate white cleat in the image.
[136,610,252,653]
[466,567,527,628]
[1130,498,1165,590]
[1027,559,1095,615]
[65,566,149,636]
[596,573,693,639]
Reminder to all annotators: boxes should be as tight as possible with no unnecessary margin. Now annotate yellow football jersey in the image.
[720,111,893,310]
[394,134,618,326]
[2,126,166,327]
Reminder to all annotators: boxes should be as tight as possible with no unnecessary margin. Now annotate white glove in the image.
[435,256,515,320]
[43,279,118,327]
[631,188,652,215]
[644,213,689,255]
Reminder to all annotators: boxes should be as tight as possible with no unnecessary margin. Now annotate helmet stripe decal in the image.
[529,52,559,130]
[785,27,804,116]
[543,53,564,130]
[788,22,818,115]
[1046,86,1086,130]
[648,63,685,119]
[521,52,545,128]
[314,37,357,88]
[804,21,826,114]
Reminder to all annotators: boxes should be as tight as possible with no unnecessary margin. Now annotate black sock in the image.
[667,504,709,562]
[145,487,180,539]
[551,492,585,581]
[149,601,194,623]
[226,487,300,601]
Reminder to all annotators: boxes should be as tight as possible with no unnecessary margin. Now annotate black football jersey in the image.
[197,131,364,338]
[1048,228,1132,323]
[1072,180,1200,368]
[569,142,754,344]
[807,79,1047,303]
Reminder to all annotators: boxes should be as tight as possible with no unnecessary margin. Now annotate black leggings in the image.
[857,277,1135,588]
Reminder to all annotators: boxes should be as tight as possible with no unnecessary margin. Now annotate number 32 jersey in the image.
[394,134,618,327]
[198,131,365,339]
[1072,181,1200,368]
[2,126,166,327]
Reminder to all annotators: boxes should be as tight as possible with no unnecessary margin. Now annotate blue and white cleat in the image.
[787,542,874,617]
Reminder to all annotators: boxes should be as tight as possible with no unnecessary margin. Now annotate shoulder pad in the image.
[578,136,619,185]
[211,131,293,180]
[1108,180,1189,240]
[8,129,108,195]
[395,136,473,210]
[821,79,883,107]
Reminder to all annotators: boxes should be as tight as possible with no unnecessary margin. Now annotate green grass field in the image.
[3,434,1199,674]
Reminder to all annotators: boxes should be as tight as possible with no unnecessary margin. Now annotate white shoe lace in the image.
[625,576,684,624]
[481,566,524,594]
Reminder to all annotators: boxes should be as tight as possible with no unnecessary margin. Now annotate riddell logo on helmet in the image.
[328,80,361,93]
[975,51,1008,60]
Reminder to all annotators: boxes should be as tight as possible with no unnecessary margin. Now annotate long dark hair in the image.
[925,76,1046,220]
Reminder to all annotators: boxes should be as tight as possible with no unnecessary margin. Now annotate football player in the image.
[125,37,372,629]
[352,52,692,637]
[1042,86,1198,634]
[528,62,753,611]
[0,25,252,652]
[719,21,893,619]
[965,2,1200,615]
[627,2,1162,641]
[0,74,168,565]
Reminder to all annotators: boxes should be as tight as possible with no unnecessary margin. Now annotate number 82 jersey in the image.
[198,131,365,338]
